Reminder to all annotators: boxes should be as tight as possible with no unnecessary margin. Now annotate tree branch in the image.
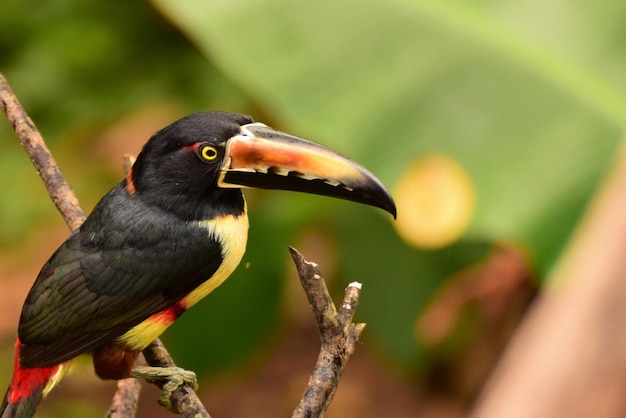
[106,378,141,418]
[289,247,366,418]
[141,340,211,417]
[0,72,207,417]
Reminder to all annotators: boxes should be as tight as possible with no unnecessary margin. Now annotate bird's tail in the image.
[1,386,43,418]
[1,340,63,418]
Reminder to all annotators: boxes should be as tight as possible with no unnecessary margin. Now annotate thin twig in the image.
[0,72,207,417]
[289,247,366,418]
[142,340,211,418]
[106,378,142,418]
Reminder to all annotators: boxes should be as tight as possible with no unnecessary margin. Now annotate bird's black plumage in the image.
[18,112,250,368]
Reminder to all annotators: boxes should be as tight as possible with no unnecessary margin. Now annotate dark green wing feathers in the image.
[18,185,223,368]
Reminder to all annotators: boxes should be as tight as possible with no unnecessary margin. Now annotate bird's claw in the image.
[130,366,198,412]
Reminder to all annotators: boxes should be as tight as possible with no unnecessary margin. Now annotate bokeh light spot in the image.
[393,154,475,249]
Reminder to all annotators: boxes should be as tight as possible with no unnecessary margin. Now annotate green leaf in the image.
[154,0,623,269]
[153,0,626,367]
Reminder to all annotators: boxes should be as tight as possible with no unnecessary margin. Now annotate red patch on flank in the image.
[125,168,136,195]
[8,339,60,403]
[148,301,187,325]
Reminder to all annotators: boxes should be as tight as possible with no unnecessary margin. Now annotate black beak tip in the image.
[387,201,397,220]
[380,193,397,220]
[362,183,396,219]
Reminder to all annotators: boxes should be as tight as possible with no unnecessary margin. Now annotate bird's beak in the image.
[218,122,396,218]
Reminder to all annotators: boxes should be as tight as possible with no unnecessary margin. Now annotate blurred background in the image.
[1,1,625,417]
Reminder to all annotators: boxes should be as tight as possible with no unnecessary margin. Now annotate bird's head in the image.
[129,112,396,220]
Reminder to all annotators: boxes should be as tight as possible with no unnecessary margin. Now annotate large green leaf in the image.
[152,0,626,366]
[153,0,623,268]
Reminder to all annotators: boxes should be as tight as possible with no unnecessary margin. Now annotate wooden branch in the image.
[106,378,141,418]
[0,72,207,417]
[141,340,211,417]
[472,143,626,418]
[289,247,366,418]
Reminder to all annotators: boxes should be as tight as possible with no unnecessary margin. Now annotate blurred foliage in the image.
[0,0,255,247]
[152,0,624,368]
[1,0,626,399]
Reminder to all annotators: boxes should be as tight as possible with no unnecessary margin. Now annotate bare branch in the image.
[106,378,141,418]
[0,72,207,417]
[123,154,136,172]
[289,247,366,418]
[141,340,211,418]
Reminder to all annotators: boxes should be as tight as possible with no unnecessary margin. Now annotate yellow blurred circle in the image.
[393,154,475,249]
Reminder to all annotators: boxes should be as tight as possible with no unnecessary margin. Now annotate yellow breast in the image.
[182,208,249,308]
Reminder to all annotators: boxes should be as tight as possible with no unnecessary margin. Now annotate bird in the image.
[0,111,396,417]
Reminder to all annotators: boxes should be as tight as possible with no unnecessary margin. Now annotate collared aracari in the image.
[0,111,396,417]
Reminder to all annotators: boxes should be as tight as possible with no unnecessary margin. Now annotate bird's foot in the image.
[130,365,198,412]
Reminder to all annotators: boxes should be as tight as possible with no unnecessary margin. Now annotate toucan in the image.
[0,111,396,417]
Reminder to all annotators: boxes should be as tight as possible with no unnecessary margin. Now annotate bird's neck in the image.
[137,186,246,222]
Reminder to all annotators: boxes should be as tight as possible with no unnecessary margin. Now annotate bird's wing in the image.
[17,189,224,368]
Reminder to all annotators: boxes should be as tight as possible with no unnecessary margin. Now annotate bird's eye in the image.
[199,144,218,161]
